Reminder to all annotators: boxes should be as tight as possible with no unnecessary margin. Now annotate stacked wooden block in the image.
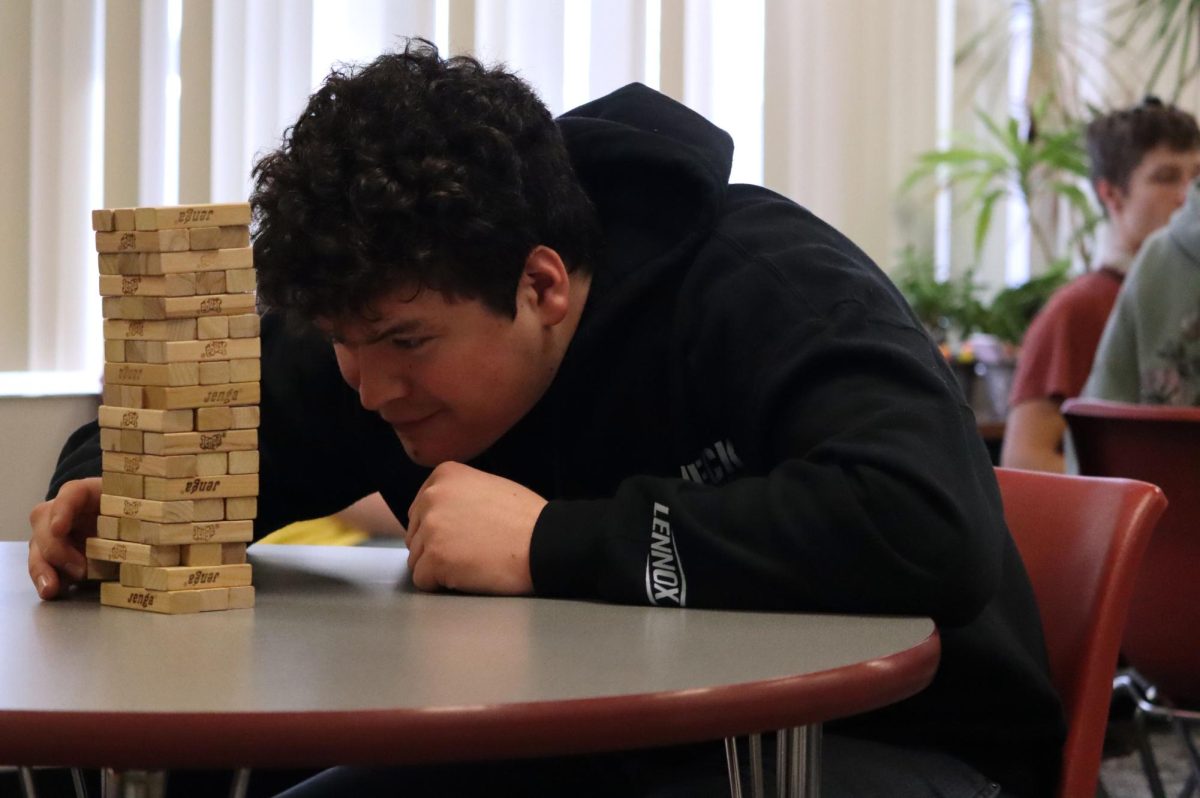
[87,203,259,614]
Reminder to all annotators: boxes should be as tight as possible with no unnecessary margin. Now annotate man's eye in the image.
[391,337,431,351]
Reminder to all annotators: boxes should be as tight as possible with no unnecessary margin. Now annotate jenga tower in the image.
[86,203,259,613]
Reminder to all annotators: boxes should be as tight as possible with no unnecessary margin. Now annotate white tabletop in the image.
[0,541,938,769]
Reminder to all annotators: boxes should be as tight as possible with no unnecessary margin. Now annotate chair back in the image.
[1063,398,1200,704]
[995,467,1166,798]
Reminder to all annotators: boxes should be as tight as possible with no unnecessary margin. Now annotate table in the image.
[0,542,939,796]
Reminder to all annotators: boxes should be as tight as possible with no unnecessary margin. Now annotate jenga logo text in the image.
[202,341,227,358]
[187,570,219,585]
[123,500,141,516]
[119,233,135,250]
[121,411,138,428]
[121,276,141,295]
[199,432,226,450]
[128,321,145,337]
[199,297,223,314]
[127,592,154,607]
[110,544,128,561]
[183,478,221,494]
[193,523,217,541]
[122,456,142,473]
[203,389,239,403]
[117,366,142,381]
[176,208,215,223]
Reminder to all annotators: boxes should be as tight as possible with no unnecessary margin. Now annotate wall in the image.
[0,394,99,541]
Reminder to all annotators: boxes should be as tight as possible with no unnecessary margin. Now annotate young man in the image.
[1084,176,1200,404]
[1002,98,1200,471]
[29,41,1063,797]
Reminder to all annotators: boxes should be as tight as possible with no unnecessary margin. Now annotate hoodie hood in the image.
[557,84,734,279]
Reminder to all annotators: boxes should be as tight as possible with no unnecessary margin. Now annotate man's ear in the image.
[1096,178,1125,216]
[521,246,571,326]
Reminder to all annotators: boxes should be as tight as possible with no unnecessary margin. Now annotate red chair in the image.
[1063,398,1200,795]
[995,467,1166,798]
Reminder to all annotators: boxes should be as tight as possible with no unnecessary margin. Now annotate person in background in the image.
[30,40,1063,797]
[1084,173,1200,404]
[1001,98,1200,471]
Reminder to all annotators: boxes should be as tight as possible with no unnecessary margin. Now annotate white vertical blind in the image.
[28,0,104,373]
[3,0,1038,380]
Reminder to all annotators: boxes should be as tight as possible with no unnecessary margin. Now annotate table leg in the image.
[724,736,745,797]
[101,769,166,798]
[780,724,822,798]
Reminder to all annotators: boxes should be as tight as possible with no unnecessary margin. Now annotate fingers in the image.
[27,478,101,600]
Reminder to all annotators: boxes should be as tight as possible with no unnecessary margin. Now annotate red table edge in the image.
[0,629,939,769]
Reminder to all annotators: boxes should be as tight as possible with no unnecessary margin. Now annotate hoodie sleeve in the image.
[529,194,1007,627]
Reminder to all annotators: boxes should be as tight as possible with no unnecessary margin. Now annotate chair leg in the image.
[17,767,37,798]
[1176,719,1200,798]
[1134,705,1169,798]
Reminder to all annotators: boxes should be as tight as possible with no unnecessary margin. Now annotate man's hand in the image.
[406,462,546,595]
[28,477,101,600]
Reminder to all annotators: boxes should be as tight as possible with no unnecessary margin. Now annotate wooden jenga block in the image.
[197,316,229,339]
[136,338,260,364]
[104,319,198,341]
[103,384,146,408]
[92,209,115,232]
[221,543,248,564]
[230,406,260,429]
[225,497,257,521]
[135,203,251,231]
[99,428,144,453]
[143,474,258,502]
[120,562,251,590]
[87,558,121,580]
[194,498,226,521]
[103,451,199,479]
[224,268,256,293]
[96,515,121,539]
[143,247,253,275]
[99,494,195,524]
[98,406,194,433]
[95,229,190,253]
[228,450,258,474]
[142,382,260,410]
[227,314,260,338]
[142,428,257,455]
[100,582,234,613]
[120,518,253,545]
[105,339,126,362]
[98,252,137,275]
[104,362,199,387]
[196,406,233,431]
[102,471,144,498]
[188,225,251,250]
[103,293,256,320]
[199,360,231,385]
[228,585,256,609]
[194,271,225,295]
[113,208,137,230]
[179,542,223,566]
[99,274,195,297]
[87,536,180,566]
[196,452,229,475]
[229,359,260,382]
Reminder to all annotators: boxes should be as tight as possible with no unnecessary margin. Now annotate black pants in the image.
[273,734,1009,798]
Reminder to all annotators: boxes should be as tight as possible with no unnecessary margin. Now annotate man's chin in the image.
[391,428,485,468]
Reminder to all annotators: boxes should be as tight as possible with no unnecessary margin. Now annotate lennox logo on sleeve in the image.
[645,502,687,607]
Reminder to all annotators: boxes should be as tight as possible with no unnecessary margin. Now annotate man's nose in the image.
[337,345,407,412]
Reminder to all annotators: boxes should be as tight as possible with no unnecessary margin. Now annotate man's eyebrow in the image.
[361,319,426,344]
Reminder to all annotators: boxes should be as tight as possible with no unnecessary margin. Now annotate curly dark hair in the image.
[1087,96,1200,195]
[251,38,601,323]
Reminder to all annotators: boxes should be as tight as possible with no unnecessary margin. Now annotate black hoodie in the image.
[50,84,1064,795]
